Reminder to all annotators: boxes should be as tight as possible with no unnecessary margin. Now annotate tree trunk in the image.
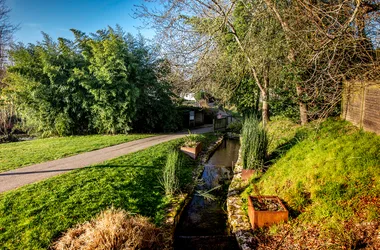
[288,50,308,124]
[262,63,270,126]
[255,89,260,113]
[262,90,269,126]
[263,0,308,125]
[296,83,308,125]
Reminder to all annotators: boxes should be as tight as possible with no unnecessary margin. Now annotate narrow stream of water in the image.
[174,139,240,249]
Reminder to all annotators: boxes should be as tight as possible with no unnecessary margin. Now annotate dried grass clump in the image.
[53,208,163,250]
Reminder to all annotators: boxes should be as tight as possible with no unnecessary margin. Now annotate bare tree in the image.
[264,0,379,122]
[0,0,18,137]
[137,0,284,124]
[138,0,379,124]
[0,0,16,78]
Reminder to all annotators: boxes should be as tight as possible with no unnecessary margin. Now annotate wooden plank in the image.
[343,80,380,134]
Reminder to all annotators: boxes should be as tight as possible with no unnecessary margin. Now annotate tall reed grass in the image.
[159,150,181,195]
[241,115,268,170]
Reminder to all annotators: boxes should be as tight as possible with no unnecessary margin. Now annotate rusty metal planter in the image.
[180,142,202,159]
[247,196,288,229]
[241,169,255,181]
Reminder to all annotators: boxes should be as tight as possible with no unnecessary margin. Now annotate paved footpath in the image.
[0,126,213,193]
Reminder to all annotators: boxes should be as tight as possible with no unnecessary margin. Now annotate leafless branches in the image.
[137,0,379,122]
[0,0,18,136]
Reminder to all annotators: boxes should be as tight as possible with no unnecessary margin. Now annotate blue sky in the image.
[8,0,156,44]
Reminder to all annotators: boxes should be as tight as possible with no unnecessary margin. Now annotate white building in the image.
[181,93,196,101]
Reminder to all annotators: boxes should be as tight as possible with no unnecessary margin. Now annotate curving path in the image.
[0,126,213,193]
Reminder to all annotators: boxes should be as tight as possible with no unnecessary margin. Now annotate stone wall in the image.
[342,81,380,134]
[226,147,254,250]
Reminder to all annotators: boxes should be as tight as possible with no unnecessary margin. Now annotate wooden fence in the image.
[342,81,380,134]
[214,117,228,131]
[213,116,234,131]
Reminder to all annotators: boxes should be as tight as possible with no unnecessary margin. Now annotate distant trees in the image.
[0,0,16,79]
[3,27,180,136]
[139,0,379,124]
[0,0,17,137]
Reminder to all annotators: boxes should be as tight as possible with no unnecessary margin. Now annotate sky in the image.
[8,0,156,44]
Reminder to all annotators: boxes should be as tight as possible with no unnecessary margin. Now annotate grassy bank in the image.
[243,118,380,248]
[0,133,217,249]
[0,134,155,172]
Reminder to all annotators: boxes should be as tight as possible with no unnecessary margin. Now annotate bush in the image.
[159,150,181,195]
[227,120,242,134]
[241,115,268,170]
[183,131,204,148]
[5,27,179,136]
[52,208,163,250]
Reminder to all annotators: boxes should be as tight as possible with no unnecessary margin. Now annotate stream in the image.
[174,139,240,250]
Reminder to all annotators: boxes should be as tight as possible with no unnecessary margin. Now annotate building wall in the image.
[181,93,196,101]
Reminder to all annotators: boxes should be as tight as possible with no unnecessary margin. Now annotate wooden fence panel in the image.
[363,85,380,133]
[342,81,380,134]
[214,117,227,131]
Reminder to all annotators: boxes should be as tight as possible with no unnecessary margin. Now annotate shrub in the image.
[159,150,181,195]
[227,120,242,134]
[183,131,204,148]
[52,208,163,250]
[241,115,268,170]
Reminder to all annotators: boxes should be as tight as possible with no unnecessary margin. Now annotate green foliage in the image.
[244,118,380,233]
[131,57,180,133]
[4,27,178,135]
[0,134,154,172]
[269,70,300,121]
[188,0,288,120]
[183,130,204,148]
[4,36,90,136]
[76,29,139,134]
[226,120,242,134]
[159,150,181,196]
[230,78,260,115]
[241,116,269,170]
[194,91,204,101]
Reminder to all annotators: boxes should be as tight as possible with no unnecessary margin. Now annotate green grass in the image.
[244,118,380,233]
[0,134,155,172]
[159,150,181,195]
[266,116,300,155]
[0,133,216,249]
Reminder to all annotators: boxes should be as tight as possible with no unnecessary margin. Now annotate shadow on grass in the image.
[88,156,195,219]
[88,164,167,214]
[0,168,77,176]
[0,138,209,249]
[280,199,302,219]
[267,130,309,165]
[0,164,171,249]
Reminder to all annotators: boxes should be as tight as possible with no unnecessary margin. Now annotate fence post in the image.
[360,81,366,129]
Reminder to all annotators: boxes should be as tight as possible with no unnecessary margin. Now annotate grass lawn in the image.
[0,134,155,173]
[243,118,380,247]
[0,133,217,249]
